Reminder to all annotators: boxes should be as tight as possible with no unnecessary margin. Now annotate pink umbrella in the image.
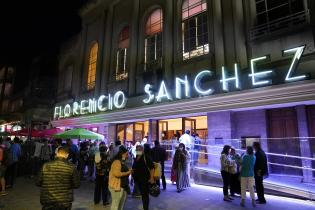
[39,128,63,138]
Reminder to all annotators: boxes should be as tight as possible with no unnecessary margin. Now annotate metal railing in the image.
[250,10,309,40]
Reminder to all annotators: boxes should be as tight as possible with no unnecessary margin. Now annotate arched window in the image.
[144,8,163,71]
[87,42,98,90]
[116,26,129,81]
[182,0,209,60]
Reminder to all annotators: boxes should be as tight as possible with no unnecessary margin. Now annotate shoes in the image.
[103,202,110,206]
[228,196,234,200]
[0,192,8,196]
[240,199,245,207]
[177,189,183,193]
[252,199,256,207]
[256,199,266,204]
[223,196,232,202]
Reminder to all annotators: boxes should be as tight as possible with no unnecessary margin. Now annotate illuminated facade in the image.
[53,0,315,196]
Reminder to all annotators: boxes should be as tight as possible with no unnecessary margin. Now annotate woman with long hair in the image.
[109,146,132,210]
[172,143,190,193]
[220,145,234,201]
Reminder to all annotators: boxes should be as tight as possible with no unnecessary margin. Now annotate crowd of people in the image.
[0,131,270,210]
[220,142,268,207]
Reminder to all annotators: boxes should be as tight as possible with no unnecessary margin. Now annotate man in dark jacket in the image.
[37,146,80,210]
[253,142,268,204]
[151,140,167,190]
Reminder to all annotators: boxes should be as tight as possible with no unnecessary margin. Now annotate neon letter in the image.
[97,95,108,112]
[249,56,273,86]
[113,91,127,109]
[108,94,113,110]
[143,84,155,104]
[73,102,80,115]
[88,98,97,113]
[175,75,190,99]
[194,70,214,95]
[64,104,72,117]
[54,107,60,119]
[156,81,172,102]
[220,64,240,92]
[283,46,306,82]
[80,100,88,115]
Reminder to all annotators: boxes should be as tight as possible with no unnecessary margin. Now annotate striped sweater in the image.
[37,158,80,206]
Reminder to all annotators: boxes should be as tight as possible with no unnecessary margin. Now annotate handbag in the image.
[143,155,161,197]
[153,162,161,179]
[148,183,160,197]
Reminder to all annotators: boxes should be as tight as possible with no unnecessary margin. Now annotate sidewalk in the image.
[0,178,314,210]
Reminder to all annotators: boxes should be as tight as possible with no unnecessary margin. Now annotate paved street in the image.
[0,178,314,210]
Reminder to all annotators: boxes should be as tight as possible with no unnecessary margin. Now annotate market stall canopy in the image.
[39,128,62,138]
[53,128,104,140]
[11,128,42,138]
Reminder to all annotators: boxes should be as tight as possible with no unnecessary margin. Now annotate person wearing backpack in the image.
[0,138,8,196]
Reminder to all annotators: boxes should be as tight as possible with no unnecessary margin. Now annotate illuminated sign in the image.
[54,91,127,119]
[54,46,309,120]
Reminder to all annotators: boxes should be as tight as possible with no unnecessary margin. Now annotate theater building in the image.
[52,0,315,198]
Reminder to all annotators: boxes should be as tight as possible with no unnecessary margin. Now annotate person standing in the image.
[172,143,190,193]
[67,139,79,165]
[0,139,8,196]
[94,143,110,206]
[193,133,202,166]
[109,146,132,210]
[133,145,155,210]
[179,130,194,151]
[240,146,256,207]
[6,137,21,187]
[220,145,234,201]
[40,139,52,165]
[229,147,241,196]
[253,142,268,204]
[37,146,80,210]
[151,140,167,190]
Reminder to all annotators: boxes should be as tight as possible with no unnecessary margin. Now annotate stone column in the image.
[212,0,225,70]
[207,111,233,170]
[296,105,313,183]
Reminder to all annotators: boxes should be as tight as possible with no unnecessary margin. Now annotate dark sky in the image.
[0,0,87,67]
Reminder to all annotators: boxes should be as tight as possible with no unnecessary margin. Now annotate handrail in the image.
[250,10,309,40]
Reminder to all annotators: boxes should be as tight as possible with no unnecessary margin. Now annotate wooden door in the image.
[267,108,302,176]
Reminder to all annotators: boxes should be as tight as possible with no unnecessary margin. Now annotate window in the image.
[116,26,129,81]
[144,9,163,71]
[255,0,305,25]
[87,43,98,90]
[182,0,209,60]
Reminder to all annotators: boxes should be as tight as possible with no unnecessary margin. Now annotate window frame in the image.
[181,0,209,61]
[115,26,130,81]
[144,8,163,72]
[86,42,98,91]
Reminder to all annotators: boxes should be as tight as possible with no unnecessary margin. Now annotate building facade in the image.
[52,0,315,194]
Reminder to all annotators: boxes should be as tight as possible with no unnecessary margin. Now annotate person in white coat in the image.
[179,130,194,151]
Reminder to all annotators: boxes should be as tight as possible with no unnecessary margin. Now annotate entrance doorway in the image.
[116,121,149,144]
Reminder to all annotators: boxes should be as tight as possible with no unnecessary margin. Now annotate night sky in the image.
[0,0,86,69]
